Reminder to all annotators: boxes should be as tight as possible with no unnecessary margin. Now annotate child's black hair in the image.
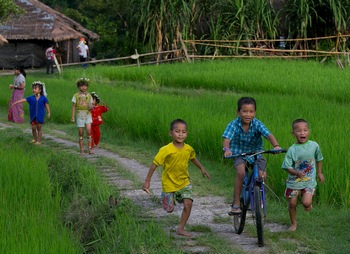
[170,119,187,130]
[91,92,100,103]
[292,119,308,130]
[31,81,45,96]
[76,78,89,87]
[237,97,256,111]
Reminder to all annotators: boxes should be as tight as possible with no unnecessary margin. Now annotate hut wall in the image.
[0,42,45,69]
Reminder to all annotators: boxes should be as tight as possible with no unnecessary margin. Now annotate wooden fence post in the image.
[178,32,191,63]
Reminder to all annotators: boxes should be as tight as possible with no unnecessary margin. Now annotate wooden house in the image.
[0,0,99,69]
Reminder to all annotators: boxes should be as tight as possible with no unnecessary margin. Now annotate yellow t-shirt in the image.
[153,142,196,192]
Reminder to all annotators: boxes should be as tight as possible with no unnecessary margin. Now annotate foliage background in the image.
[38,0,350,58]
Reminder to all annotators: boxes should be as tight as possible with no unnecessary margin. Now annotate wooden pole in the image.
[178,32,191,63]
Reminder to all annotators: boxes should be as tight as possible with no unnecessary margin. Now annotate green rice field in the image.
[1,58,350,253]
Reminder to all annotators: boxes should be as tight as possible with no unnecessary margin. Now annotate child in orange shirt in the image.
[90,92,109,148]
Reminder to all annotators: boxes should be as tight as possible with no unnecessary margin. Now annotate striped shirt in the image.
[222,117,271,164]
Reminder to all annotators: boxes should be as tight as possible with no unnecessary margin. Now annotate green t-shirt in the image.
[282,140,323,189]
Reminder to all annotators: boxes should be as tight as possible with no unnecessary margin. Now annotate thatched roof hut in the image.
[0,0,99,68]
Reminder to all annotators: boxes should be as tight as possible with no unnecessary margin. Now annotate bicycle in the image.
[225,149,286,247]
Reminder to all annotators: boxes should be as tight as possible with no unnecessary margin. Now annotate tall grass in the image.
[0,128,180,253]
[1,59,349,208]
[0,143,81,253]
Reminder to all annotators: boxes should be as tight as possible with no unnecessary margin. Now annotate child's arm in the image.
[46,103,51,118]
[316,161,325,183]
[191,158,211,179]
[223,138,232,157]
[12,98,27,106]
[267,133,281,150]
[286,167,305,178]
[142,163,158,191]
[101,101,109,111]
[71,103,76,122]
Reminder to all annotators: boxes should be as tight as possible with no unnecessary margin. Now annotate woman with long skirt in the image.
[8,65,26,123]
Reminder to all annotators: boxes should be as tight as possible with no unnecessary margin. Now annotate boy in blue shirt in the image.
[222,97,281,215]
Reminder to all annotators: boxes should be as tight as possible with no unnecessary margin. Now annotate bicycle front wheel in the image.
[254,185,264,246]
[233,196,248,234]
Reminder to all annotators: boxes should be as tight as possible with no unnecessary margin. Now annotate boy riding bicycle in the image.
[222,97,281,215]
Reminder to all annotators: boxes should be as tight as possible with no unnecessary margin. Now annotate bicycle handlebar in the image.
[225,149,287,159]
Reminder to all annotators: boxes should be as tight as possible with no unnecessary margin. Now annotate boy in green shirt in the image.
[282,119,325,231]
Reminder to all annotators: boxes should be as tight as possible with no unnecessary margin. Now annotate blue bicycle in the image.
[226,149,286,247]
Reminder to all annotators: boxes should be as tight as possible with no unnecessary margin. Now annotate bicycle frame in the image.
[226,149,286,246]
[242,154,266,218]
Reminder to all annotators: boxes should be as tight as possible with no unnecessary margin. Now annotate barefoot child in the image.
[142,119,211,237]
[282,119,325,231]
[71,78,93,155]
[90,92,109,148]
[12,81,50,144]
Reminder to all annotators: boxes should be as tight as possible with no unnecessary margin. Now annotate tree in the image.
[0,0,22,23]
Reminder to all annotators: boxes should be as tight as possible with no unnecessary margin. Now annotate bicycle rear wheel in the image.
[254,185,264,246]
[233,197,248,234]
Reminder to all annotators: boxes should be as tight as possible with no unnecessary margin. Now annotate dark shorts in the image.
[234,156,267,171]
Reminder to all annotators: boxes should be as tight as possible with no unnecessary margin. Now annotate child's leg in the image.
[94,125,101,146]
[232,162,246,209]
[288,196,298,231]
[36,124,43,143]
[31,124,37,142]
[301,191,313,211]
[85,123,93,154]
[78,127,84,154]
[177,198,193,237]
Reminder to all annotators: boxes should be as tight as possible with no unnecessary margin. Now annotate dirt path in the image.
[0,122,289,253]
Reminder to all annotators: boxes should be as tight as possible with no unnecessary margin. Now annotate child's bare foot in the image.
[89,149,94,154]
[304,205,313,212]
[176,229,193,237]
[80,150,85,156]
[288,224,297,231]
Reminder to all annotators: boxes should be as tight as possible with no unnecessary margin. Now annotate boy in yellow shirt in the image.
[142,119,211,237]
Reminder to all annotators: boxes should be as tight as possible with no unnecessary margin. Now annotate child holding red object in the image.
[90,92,109,148]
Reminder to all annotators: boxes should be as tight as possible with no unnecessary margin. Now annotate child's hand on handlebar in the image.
[224,150,232,158]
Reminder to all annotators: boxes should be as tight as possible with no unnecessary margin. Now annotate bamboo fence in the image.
[53,34,350,72]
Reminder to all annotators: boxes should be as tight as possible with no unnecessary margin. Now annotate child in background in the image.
[222,97,281,215]
[282,119,324,231]
[12,81,50,144]
[8,65,26,123]
[142,119,211,237]
[90,92,109,148]
[71,78,93,155]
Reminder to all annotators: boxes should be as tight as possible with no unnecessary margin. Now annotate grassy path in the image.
[0,120,297,254]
